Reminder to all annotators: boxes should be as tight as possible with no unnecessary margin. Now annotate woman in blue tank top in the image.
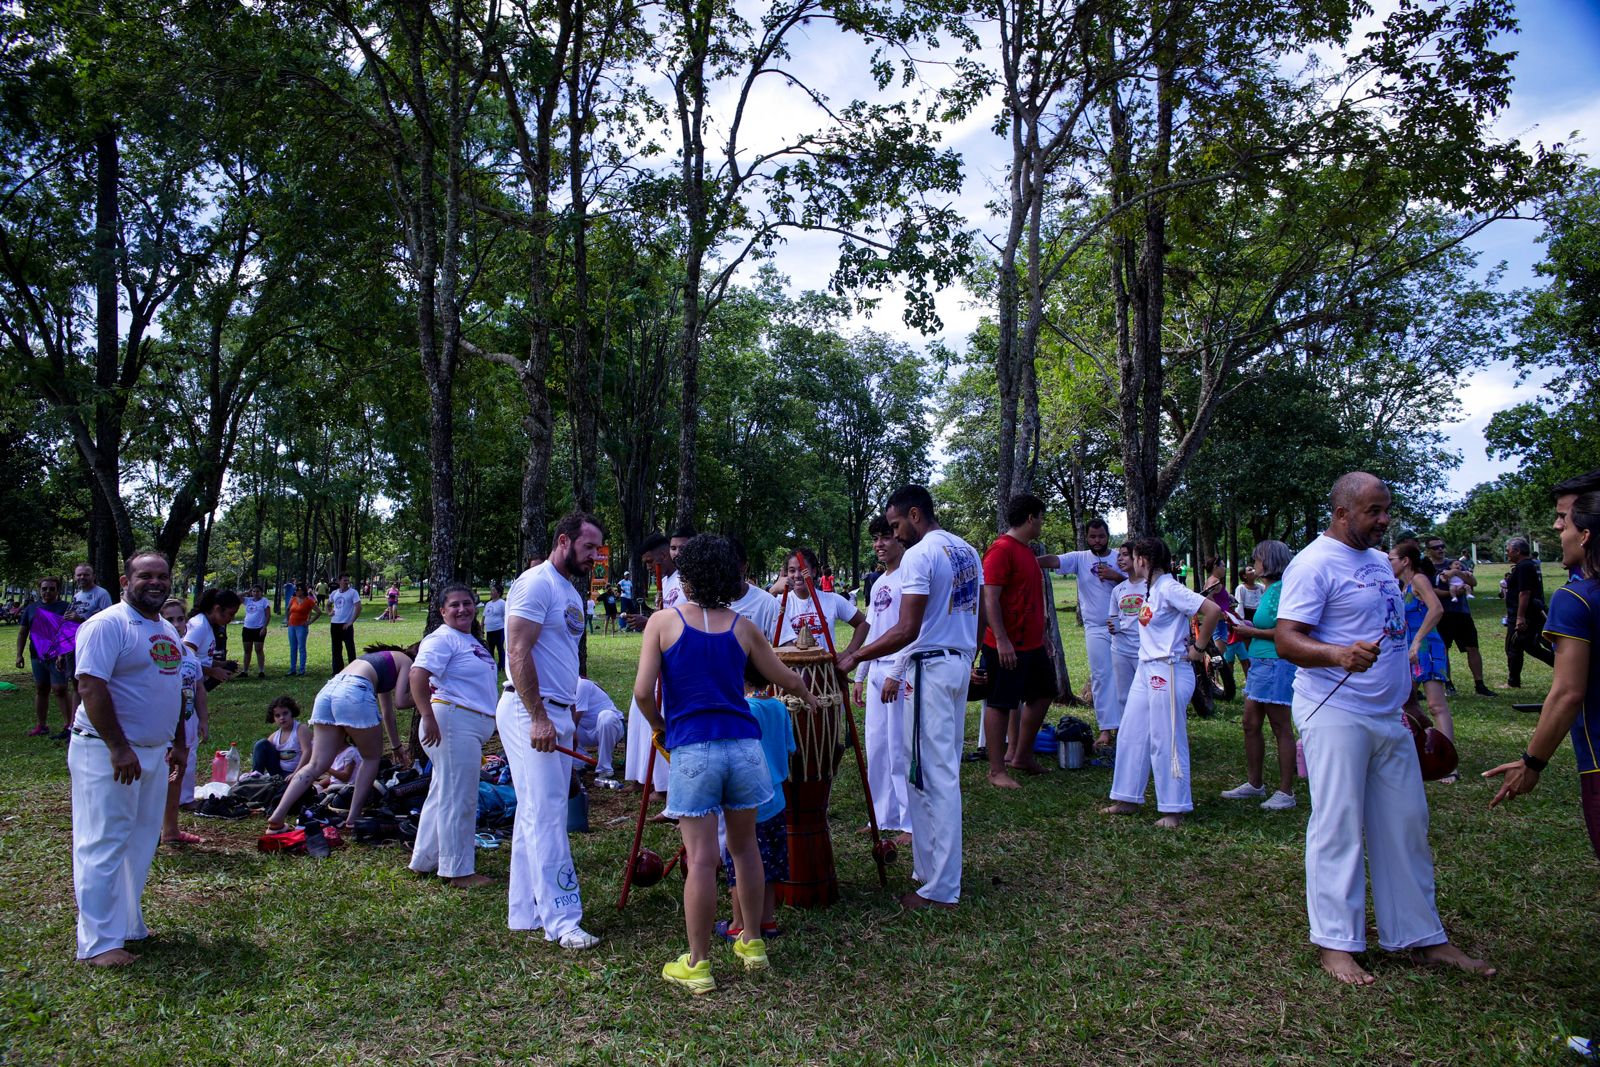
[635,534,819,994]
[1389,543,1456,758]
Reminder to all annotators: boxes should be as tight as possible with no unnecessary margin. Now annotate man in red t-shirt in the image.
[980,493,1058,787]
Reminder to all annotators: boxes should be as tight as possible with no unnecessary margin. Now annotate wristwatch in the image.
[1521,751,1548,773]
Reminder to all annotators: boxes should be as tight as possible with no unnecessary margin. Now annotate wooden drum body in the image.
[774,646,848,908]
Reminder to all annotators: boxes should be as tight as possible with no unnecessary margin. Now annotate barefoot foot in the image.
[1410,942,1496,977]
[1153,813,1184,829]
[898,891,957,912]
[447,873,495,889]
[1319,948,1375,985]
[987,770,1021,789]
[1100,801,1140,815]
[80,948,139,967]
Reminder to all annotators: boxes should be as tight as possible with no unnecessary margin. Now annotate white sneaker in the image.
[559,928,601,951]
[1261,791,1297,811]
[1220,782,1267,800]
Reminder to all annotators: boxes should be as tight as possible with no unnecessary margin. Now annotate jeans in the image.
[287,625,308,674]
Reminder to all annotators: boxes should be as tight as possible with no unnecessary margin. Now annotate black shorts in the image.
[723,810,789,885]
[1436,612,1478,651]
[980,644,1056,710]
[242,626,266,643]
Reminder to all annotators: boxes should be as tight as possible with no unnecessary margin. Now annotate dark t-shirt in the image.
[1506,558,1546,617]
[20,600,68,659]
[982,534,1045,652]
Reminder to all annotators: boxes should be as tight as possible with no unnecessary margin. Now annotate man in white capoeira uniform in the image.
[69,550,187,966]
[1052,518,1125,752]
[858,514,911,840]
[839,485,980,910]
[1276,472,1494,985]
[573,675,625,779]
[500,512,606,950]
[726,535,780,641]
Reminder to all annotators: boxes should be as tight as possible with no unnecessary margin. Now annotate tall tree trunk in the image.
[92,124,133,575]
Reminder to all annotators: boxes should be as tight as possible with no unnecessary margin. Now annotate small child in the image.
[251,695,311,777]
[717,694,795,942]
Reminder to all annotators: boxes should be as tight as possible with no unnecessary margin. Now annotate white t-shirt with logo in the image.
[1058,550,1124,626]
[1277,533,1410,716]
[506,561,585,705]
[73,602,184,746]
[1136,573,1207,661]
[898,528,981,657]
[415,624,500,717]
[576,677,619,723]
[483,598,506,632]
[73,584,114,620]
[730,583,780,643]
[776,589,857,648]
[243,596,270,629]
[184,614,218,667]
[328,587,362,624]
[1109,579,1145,659]
[660,570,683,611]
[865,567,911,684]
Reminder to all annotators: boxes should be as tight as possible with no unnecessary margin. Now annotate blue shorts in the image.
[31,655,68,687]
[1245,657,1296,705]
[662,738,772,819]
[723,810,789,885]
[1222,640,1251,664]
[310,674,381,729]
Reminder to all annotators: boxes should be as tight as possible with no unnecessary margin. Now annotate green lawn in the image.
[1,583,1593,1065]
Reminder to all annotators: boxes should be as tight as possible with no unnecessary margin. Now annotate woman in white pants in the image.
[1102,536,1222,828]
[1103,544,1143,756]
[410,583,501,888]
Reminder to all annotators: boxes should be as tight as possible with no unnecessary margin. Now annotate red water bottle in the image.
[211,750,229,784]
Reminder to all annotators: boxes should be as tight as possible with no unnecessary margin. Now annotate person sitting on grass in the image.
[634,534,821,995]
[715,687,796,944]
[251,695,311,778]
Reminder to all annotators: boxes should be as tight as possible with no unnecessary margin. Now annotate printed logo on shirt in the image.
[872,583,894,613]
[663,586,681,608]
[1119,593,1145,617]
[149,633,183,674]
[564,604,586,636]
[471,643,496,666]
[944,544,980,615]
[557,863,579,892]
[1149,674,1167,690]
[1138,601,1154,626]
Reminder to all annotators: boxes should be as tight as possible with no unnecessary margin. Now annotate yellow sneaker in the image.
[732,936,769,971]
[661,953,715,994]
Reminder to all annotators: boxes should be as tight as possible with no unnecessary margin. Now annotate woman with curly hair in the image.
[635,534,820,994]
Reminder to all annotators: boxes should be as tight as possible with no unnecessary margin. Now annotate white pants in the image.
[624,699,669,792]
[1109,658,1194,813]
[575,706,624,778]
[410,702,496,879]
[69,735,170,959]
[903,653,967,903]
[1293,700,1446,953]
[179,714,199,805]
[1084,627,1119,731]
[1110,650,1138,733]
[866,675,911,833]
[497,691,585,938]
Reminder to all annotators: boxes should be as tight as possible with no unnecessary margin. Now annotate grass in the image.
[1,578,1595,1065]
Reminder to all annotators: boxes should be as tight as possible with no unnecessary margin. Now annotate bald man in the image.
[1275,473,1493,985]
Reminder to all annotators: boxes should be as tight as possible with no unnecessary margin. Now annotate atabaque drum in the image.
[774,645,848,907]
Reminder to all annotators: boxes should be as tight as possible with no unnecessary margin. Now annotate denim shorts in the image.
[31,655,68,687]
[311,673,382,729]
[662,738,773,819]
[1245,657,1296,706]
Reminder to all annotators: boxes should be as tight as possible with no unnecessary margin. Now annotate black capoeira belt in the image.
[907,648,965,790]
[71,726,100,740]
[501,681,573,710]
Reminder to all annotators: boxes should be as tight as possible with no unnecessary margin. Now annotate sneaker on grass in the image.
[1220,782,1266,800]
[559,928,600,951]
[732,937,769,971]
[1261,791,1296,811]
[662,954,715,994]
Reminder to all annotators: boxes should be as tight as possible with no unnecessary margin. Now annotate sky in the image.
[705,0,1600,520]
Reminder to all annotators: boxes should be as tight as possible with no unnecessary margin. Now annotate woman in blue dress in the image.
[1390,543,1456,770]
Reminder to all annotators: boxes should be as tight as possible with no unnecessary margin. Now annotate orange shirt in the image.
[287,595,317,626]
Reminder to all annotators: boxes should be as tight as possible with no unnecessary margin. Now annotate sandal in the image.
[475,832,500,850]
